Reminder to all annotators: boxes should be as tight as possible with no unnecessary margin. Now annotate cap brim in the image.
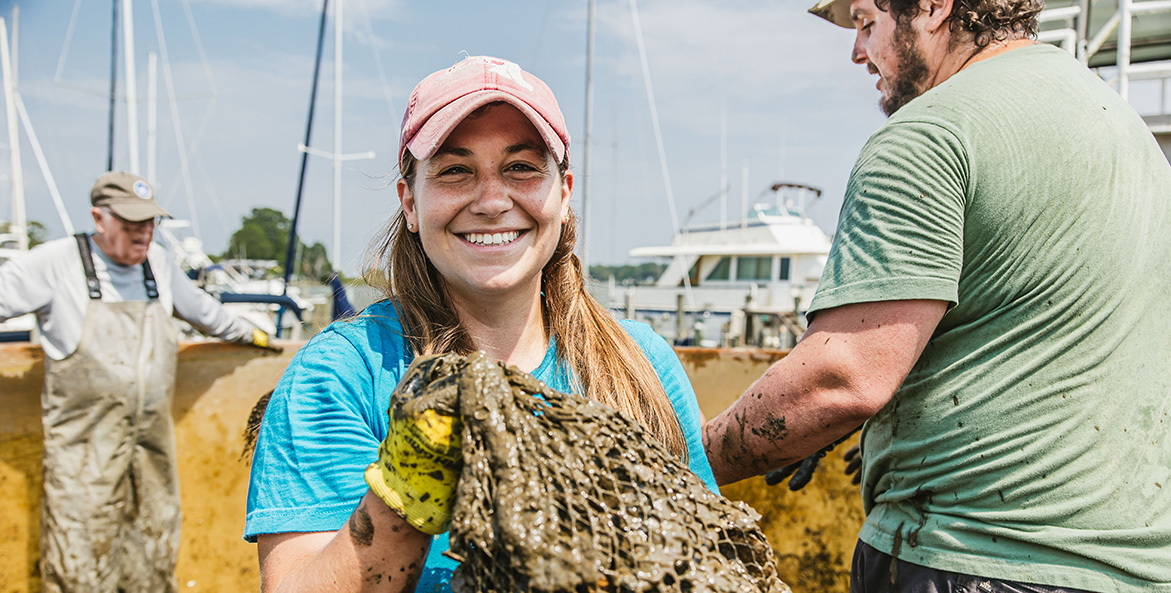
[108,200,171,222]
[404,90,566,164]
[809,0,853,28]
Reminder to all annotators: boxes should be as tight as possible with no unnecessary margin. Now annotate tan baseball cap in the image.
[90,171,171,222]
[809,0,853,28]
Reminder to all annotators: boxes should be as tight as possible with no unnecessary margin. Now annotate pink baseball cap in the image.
[399,55,570,165]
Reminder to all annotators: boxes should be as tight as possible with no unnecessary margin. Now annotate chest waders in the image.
[39,234,180,593]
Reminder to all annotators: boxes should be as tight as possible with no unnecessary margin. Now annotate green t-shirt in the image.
[810,44,1171,591]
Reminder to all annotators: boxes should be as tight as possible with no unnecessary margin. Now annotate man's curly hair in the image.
[875,0,1044,48]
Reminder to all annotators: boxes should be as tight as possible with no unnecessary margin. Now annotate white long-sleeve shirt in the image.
[0,234,255,360]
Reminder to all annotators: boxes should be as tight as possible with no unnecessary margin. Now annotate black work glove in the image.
[764,448,826,490]
[764,427,860,491]
[842,442,862,485]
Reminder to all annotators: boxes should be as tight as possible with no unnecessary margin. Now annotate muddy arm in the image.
[257,491,431,593]
[703,299,946,486]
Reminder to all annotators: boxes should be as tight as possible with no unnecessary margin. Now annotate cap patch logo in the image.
[132,180,152,200]
[488,61,533,91]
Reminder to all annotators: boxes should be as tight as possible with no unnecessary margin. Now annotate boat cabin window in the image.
[706,257,731,281]
[736,256,772,282]
[696,256,791,284]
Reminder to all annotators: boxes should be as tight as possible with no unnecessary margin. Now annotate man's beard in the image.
[880,19,930,116]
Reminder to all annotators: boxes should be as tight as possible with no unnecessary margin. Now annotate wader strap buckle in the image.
[74,233,102,300]
[75,232,160,300]
[142,259,159,300]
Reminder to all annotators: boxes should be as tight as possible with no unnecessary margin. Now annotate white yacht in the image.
[596,183,832,348]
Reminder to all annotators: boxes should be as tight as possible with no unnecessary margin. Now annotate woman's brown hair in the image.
[364,145,688,460]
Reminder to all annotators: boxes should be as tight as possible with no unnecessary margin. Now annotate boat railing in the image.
[218,293,303,321]
[1038,0,1171,103]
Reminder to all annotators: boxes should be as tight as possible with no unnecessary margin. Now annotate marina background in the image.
[5,1,1170,277]
[2,1,1171,590]
[8,0,889,276]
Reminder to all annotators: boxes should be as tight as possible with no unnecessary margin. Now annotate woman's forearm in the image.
[261,491,433,593]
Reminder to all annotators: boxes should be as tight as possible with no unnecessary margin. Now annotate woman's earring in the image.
[407,222,416,232]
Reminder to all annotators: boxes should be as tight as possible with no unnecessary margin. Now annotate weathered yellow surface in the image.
[0,341,295,593]
[0,342,863,593]
[680,347,864,591]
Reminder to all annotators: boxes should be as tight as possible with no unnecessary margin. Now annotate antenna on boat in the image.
[741,161,748,230]
[679,185,731,229]
[769,182,822,218]
[720,99,727,232]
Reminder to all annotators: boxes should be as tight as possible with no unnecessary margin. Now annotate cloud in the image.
[597,0,861,96]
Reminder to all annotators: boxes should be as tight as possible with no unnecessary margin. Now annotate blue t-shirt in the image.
[245,300,718,592]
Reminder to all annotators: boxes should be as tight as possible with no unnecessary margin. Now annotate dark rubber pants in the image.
[851,540,1094,593]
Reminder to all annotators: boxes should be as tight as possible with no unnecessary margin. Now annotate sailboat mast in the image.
[279,0,331,337]
[1,12,27,250]
[107,0,117,172]
[332,0,343,272]
[121,0,139,174]
[147,52,157,182]
[581,0,596,275]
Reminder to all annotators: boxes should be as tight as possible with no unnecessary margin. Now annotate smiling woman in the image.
[398,102,571,330]
[244,55,718,593]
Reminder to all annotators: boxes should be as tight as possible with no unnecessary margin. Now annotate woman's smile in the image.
[462,230,523,247]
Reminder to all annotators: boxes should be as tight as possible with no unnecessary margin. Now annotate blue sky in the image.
[2,0,891,275]
[5,0,1157,276]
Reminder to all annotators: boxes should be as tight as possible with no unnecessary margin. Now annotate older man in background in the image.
[0,171,280,593]
[703,0,1171,589]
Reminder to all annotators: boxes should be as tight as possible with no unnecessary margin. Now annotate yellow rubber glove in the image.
[249,328,284,354]
[365,355,463,535]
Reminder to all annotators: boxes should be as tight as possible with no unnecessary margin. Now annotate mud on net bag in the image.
[414,352,791,593]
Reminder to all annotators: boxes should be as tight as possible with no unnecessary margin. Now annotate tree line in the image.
[7,211,663,287]
[221,208,666,285]
[218,207,334,282]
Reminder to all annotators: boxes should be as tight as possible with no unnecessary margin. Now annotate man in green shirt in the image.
[702,0,1171,589]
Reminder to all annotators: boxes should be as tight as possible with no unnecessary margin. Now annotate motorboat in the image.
[595,182,832,348]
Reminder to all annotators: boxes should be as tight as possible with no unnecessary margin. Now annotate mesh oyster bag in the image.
[418,351,791,593]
